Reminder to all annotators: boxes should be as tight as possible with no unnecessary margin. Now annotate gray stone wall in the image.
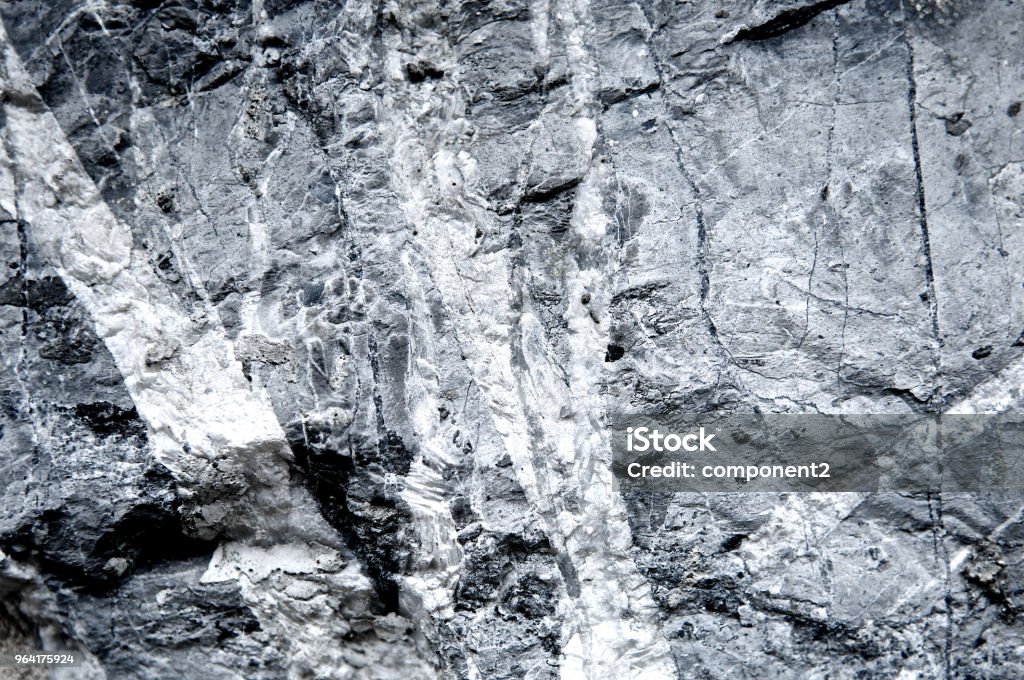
[0,1,1021,678]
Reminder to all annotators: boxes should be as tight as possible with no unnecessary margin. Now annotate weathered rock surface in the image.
[0,0,1021,678]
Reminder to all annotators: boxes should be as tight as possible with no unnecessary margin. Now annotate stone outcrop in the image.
[0,1,1021,678]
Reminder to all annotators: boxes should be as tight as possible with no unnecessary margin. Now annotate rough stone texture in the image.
[0,0,1021,678]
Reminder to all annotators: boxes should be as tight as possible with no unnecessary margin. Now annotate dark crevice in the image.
[600,80,661,109]
[521,177,582,205]
[0,274,73,310]
[729,0,852,42]
[1,467,215,594]
[635,1,736,367]
[285,333,415,615]
[926,493,955,680]
[901,8,943,410]
[405,61,444,83]
[287,425,380,604]
[604,344,625,362]
[72,401,147,438]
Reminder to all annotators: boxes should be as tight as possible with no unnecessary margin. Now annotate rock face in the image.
[0,0,1022,678]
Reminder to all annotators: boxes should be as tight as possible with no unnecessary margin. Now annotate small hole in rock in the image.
[604,344,625,362]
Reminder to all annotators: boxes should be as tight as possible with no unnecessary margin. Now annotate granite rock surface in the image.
[0,0,1022,678]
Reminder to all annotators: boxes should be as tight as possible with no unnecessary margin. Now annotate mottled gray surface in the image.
[0,0,1022,678]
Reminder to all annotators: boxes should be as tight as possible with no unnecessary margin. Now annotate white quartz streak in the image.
[0,21,303,538]
[0,23,402,680]
[376,0,675,675]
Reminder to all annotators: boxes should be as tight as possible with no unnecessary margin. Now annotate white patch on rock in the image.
[0,21,438,679]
